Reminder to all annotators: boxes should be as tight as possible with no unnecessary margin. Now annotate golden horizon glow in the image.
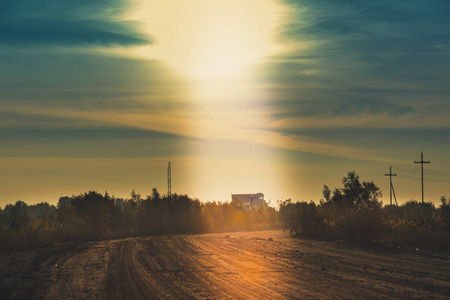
[134,0,284,80]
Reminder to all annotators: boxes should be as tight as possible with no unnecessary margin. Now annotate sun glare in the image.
[135,0,282,80]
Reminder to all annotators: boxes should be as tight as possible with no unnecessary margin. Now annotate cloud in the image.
[1,0,449,165]
[257,0,450,133]
[270,97,414,119]
[0,49,189,114]
[281,1,450,45]
[277,0,450,82]
[0,0,152,47]
[0,125,193,159]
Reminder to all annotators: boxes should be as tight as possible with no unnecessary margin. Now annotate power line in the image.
[395,168,450,176]
[396,174,450,182]
[423,178,450,183]
[428,164,450,172]
[384,153,448,203]
[395,172,420,182]
[393,165,419,182]
[395,164,450,175]
[423,170,450,177]
[394,166,416,172]
[396,174,420,180]
[427,154,450,170]
[428,154,450,161]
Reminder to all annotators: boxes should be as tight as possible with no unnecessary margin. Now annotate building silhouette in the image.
[231,193,266,210]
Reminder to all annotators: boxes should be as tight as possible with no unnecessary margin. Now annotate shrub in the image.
[279,200,324,235]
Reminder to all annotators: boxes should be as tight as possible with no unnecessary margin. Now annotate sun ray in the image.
[134,0,284,80]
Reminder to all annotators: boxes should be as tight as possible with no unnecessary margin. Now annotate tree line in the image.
[0,189,278,251]
[1,171,449,252]
[279,171,450,250]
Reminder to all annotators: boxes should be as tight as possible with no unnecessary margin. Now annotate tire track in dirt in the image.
[0,243,105,299]
[253,233,450,299]
[45,242,110,299]
[1,230,449,299]
[195,234,362,299]
[107,238,171,299]
[187,235,286,298]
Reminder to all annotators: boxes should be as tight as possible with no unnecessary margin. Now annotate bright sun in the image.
[134,0,282,80]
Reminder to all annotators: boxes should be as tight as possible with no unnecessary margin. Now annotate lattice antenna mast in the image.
[167,159,171,198]
[414,151,430,204]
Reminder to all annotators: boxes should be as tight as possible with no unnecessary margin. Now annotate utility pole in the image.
[414,151,430,204]
[167,160,171,198]
[385,166,397,206]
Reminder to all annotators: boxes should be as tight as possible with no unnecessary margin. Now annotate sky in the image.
[1,0,449,206]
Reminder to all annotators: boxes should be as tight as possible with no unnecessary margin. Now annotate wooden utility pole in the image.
[385,166,397,206]
[414,151,430,204]
[167,160,171,198]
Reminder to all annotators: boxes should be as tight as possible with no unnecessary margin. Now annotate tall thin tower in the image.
[414,151,430,204]
[167,160,172,197]
[385,166,397,206]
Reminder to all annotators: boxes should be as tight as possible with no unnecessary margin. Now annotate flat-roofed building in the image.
[231,193,266,210]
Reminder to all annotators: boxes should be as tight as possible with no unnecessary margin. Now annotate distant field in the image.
[1,230,449,299]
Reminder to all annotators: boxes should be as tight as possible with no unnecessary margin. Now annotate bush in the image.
[279,200,324,235]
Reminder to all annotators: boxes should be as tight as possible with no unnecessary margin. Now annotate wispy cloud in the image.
[0,104,385,163]
[261,0,450,132]
[0,0,152,47]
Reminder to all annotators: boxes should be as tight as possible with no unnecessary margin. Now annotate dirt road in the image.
[1,230,449,299]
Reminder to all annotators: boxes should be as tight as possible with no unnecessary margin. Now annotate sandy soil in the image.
[0,230,449,299]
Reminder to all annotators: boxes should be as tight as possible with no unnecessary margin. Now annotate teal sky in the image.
[1,0,449,206]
